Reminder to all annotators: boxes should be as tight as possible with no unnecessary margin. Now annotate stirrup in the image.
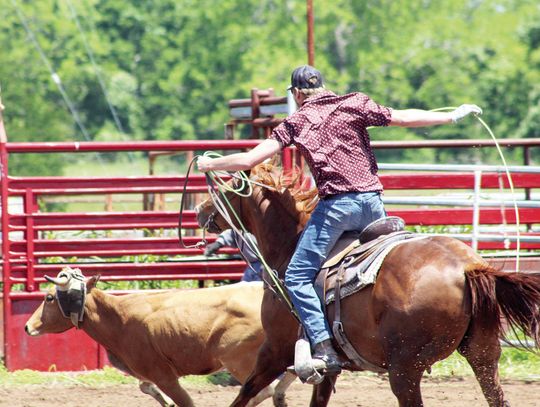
[304,368,324,385]
[292,338,340,384]
[312,358,342,376]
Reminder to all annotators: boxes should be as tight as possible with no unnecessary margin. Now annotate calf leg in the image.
[272,371,297,407]
[458,325,508,407]
[139,381,175,407]
[249,371,297,407]
[154,377,194,407]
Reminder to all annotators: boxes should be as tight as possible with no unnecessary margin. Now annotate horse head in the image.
[195,173,252,235]
[196,164,318,273]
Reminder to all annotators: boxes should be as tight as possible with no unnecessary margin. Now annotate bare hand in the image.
[197,156,213,173]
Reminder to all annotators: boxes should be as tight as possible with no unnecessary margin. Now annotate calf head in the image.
[25,267,98,336]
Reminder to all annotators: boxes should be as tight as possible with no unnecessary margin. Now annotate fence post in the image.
[0,96,12,366]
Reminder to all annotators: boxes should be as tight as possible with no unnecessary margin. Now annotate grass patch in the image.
[1,347,538,388]
[0,365,136,387]
[429,348,540,380]
[0,362,237,388]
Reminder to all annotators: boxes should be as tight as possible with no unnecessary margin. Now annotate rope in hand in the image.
[431,107,521,272]
[206,155,298,318]
[181,151,299,319]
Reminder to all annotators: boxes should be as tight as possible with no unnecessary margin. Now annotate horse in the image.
[25,267,295,407]
[195,164,540,407]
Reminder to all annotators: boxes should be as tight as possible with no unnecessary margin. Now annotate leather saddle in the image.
[315,216,410,305]
[312,216,422,372]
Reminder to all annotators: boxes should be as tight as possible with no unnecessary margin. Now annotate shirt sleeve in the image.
[216,229,237,247]
[270,119,295,147]
[357,94,392,127]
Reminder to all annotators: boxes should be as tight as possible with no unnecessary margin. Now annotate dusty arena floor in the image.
[0,372,538,407]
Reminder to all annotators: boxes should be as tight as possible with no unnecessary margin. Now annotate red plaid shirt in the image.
[271,90,392,197]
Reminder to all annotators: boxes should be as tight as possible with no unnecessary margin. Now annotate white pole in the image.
[472,170,482,251]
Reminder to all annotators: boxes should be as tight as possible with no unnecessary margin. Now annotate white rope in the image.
[10,0,94,144]
[430,108,521,271]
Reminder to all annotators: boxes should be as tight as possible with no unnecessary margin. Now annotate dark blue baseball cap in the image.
[288,65,324,90]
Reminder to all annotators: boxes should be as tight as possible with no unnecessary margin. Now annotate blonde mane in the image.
[251,163,319,227]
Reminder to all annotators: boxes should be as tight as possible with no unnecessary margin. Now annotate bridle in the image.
[199,169,300,320]
[176,157,299,320]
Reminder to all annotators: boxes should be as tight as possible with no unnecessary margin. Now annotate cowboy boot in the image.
[312,339,342,375]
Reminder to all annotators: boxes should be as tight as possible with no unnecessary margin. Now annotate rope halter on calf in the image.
[44,267,87,329]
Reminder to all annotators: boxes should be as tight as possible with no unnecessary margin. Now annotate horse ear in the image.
[86,274,101,290]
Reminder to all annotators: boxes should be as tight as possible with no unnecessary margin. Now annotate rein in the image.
[174,151,298,319]
[202,161,300,321]
[177,154,209,249]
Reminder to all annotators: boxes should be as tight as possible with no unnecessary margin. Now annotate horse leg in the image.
[230,343,290,407]
[309,375,337,407]
[387,364,425,407]
[458,326,508,407]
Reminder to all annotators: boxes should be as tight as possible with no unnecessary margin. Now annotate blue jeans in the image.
[284,191,386,346]
[242,261,263,282]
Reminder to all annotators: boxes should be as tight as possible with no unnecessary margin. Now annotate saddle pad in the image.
[323,235,429,305]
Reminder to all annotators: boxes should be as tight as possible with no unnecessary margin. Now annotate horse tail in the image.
[465,264,540,348]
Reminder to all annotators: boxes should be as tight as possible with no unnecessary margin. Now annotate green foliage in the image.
[2,1,540,175]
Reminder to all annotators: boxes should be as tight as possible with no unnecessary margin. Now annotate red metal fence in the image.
[2,124,540,370]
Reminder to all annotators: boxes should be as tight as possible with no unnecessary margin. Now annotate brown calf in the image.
[25,267,294,406]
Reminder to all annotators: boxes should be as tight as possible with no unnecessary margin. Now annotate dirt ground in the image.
[0,372,538,407]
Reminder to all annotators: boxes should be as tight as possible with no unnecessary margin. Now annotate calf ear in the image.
[86,274,101,290]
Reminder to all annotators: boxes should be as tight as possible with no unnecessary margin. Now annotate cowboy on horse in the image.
[197,64,482,376]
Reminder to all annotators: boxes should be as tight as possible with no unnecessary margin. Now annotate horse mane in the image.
[251,163,319,227]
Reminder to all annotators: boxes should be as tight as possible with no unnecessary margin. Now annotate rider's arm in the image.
[389,109,452,127]
[389,104,482,128]
[197,138,282,172]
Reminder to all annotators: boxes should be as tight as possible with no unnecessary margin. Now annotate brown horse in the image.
[195,164,540,407]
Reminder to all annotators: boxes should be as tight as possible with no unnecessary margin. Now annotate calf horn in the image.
[44,275,71,287]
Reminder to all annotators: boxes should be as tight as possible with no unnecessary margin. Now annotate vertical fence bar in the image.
[0,98,12,367]
[24,189,36,292]
[472,170,482,251]
[524,146,532,233]
[306,0,315,66]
